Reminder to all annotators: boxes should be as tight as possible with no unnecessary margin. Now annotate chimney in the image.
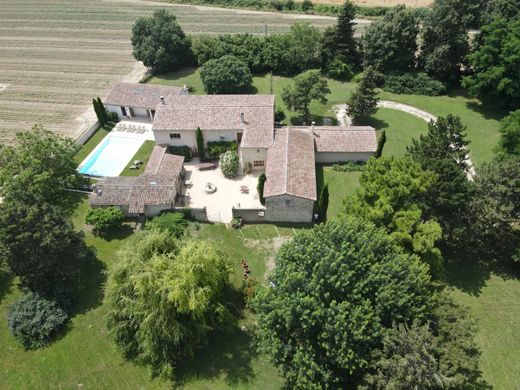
[311,121,316,132]
[160,96,165,105]
[240,112,245,124]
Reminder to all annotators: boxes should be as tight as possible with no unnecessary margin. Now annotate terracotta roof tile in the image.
[312,126,377,153]
[104,82,187,110]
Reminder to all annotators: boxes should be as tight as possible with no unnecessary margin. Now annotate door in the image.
[129,107,135,117]
[121,106,127,117]
[237,132,243,145]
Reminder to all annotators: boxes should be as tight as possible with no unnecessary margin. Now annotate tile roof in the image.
[103,82,187,110]
[312,126,378,153]
[152,95,275,148]
[264,127,317,201]
[90,146,184,214]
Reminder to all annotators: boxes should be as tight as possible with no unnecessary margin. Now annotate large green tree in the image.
[469,156,520,259]
[496,109,520,157]
[362,5,419,74]
[482,0,520,24]
[419,0,471,83]
[0,126,81,205]
[200,55,252,94]
[463,19,520,109]
[407,115,473,247]
[253,217,434,389]
[335,0,359,67]
[131,9,191,73]
[347,67,379,123]
[0,201,91,299]
[282,69,330,124]
[344,157,443,277]
[106,229,235,379]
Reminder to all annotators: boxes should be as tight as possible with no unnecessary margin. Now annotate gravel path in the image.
[333,101,476,180]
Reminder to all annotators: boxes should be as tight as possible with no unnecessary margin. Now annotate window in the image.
[285,199,291,206]
[253,160,264,167]
[120,106,127,117]
[169,133,181,139]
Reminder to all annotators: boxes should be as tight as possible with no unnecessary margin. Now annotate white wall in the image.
[315,151,374,163]
[153,129,239,149]
[240,147,267,171]
[106,105,151,120]
[106,105,124,120]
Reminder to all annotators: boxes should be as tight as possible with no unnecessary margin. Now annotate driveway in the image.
[182,161,263,223]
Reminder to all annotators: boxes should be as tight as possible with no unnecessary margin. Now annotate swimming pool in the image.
[78,134,145,177]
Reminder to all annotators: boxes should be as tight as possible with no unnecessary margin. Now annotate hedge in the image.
[168,145,193,162]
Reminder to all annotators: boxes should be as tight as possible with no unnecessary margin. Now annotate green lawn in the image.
[0,195,286,389]
[316,165,361,219]
[74,125,113,165]
[120,140,156,177]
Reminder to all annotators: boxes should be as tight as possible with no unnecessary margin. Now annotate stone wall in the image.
[264,195,314,223]
[232,207,266,222]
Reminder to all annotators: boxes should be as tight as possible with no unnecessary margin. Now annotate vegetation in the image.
[145,212,188,238]
[347,67,379,123]
[383,72,446,96]
[8,292,68,350]
[343,157,443,277]
[200,55,252,94]
[257,173,266,205]
[482,0,520,24]
[496,109,520,157]
[331,0,359,68]
[282,70,330,124]
[220,150,240,177]
[254,217,433,388]
[85,207,124,236]
[106,230,235,380]
[374,130,386,158]
[167,145,192,162]
[463,19,520,109]
[316,183,329,222]
[120,140,156,177]
[131,9,192,73]
[362,5,419,74]
[206,140,237,158]
[196,127,204,159]
[92,97,109,126]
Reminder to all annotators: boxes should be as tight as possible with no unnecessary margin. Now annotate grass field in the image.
[120,140,156,176]
[0,0,336,144]
[74,125,113,165]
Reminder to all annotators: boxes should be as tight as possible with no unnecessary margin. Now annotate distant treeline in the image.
[157,0,430,18]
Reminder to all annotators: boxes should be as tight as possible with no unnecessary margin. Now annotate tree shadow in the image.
[62,192,85,217]
[0,273,13,303]
[98,224,135,242]
[364,116,389,131]
[289,113,335,126]
[241,83,259,94]
[465,100,509,121]
[70,250,106,317]
[444,250,520,297]
[174,326,258,387]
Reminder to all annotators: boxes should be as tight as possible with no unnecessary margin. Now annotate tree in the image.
[0,201,91,298]
[362,294,485,389]
[497,109,520,157]
[96,97,108,125]
[106,230,234,379]
[196,127,205,159]
[346,67,379,123]
[374,130,386,158]
[335,0,359,67]
[302,0,313,12]
[253,217,433,389]
[85,207,124,236]
[482,0,520,24]
[145,212,188,238]
[131,9,191,73]
[220,150,239,177]
[406,115,473,247]
[282,69,330,124]
[469,156,520,259]
[362,5,419,74]
[0,126,81,206]
[200,55,252,94]
[92,98,104,126]
[462,19,520,109]
[8,292,68,350]
[257,173,266,205]
[317,184,329,222]
[419,0,471,83]
[343,157,443,278]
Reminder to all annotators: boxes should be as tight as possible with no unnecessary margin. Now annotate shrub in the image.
[375,130,386,158]
[220,150,240,177]
[85,207,124,235]
[383,72,446,96]
[167,145,192,162]
[8,292,68,349]
[302,0,313,12]
[207,141,237,158]
[275,107,286,124]
[326,58,354,81]
[107,111,119,123]
[243,277,258,308]
[200,55,253,94]
[332,161,366,172]
[145,212,188,238]
[231,217,243,229]
[257,173,266,205]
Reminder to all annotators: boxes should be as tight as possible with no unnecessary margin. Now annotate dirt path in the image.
[334,101,476,179]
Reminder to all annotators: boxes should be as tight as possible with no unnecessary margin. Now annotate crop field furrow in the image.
[0,62,131,75]
[0,27,130,39]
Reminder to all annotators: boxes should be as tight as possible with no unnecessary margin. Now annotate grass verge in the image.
[120,140,156,177]
[74,125,112,165]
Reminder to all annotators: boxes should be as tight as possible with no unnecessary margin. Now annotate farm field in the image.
[0,0,337,145]
[309,0,431,6]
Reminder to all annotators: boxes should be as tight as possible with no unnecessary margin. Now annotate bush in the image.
[107,111,119,123]
[8,292,68,349]
[332,161,366,172]
[85,207,124,235]
[145,212,188,238]
[243,277,258,308]
[326,58,354,81]
[383,72,446,96]
[231,217,243,229]
[220,150,240,177]
[200,55,253,94]
[167,145,192,162]
[207,141,237,158]
[257,173,266,205]
[275,107,286,124]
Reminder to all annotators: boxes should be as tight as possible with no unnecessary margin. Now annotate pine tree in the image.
[346,67,379,123]
[335,1,359,68]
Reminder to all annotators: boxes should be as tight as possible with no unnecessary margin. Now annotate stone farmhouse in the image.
[92,82,377,223]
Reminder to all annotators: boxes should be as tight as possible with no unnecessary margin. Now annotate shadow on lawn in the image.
[0,273,13,304]
[444,251,520,297]
[465,100,508,122]
[71,250,106,317]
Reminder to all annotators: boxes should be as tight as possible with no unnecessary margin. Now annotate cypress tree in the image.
[97,97,108,125]
[257,173,266,205]
[92,98,103,126]
[196,127,205,159]
[318,184,329,222]
[375,130,387,158]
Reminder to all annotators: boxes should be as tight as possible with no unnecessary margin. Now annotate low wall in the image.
[75,120,100,146]
[232,207,266,223]
[174,207,208,222]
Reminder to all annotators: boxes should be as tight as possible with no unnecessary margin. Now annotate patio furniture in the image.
[197,162,217,171]
[184,180,193,188]
[129,165,139,169]
[204,182,217,194]
[134,160,143,165]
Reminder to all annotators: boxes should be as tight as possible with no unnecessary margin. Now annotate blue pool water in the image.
[78,135,145,177]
